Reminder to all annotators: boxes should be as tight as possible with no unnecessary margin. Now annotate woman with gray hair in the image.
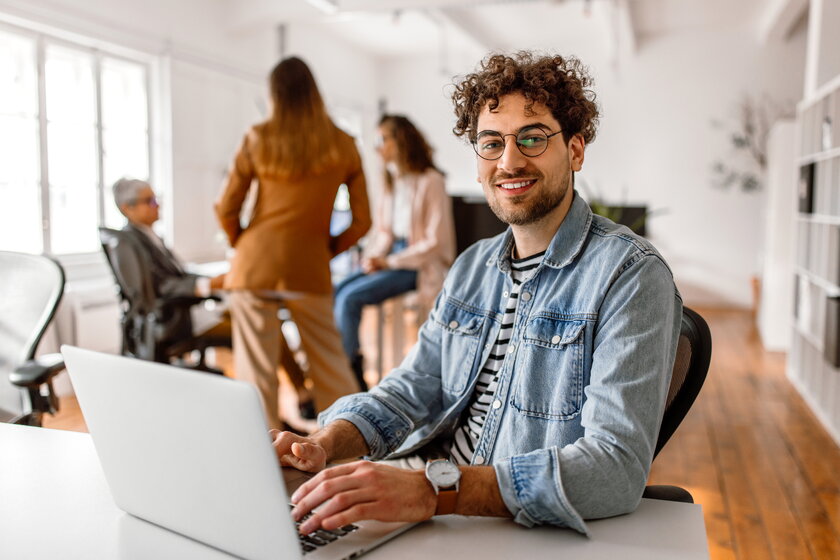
[111,177,315,418]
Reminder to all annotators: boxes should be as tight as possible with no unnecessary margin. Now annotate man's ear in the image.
[569,134,585,172]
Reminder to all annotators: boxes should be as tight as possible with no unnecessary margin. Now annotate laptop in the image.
[61,345,417,560]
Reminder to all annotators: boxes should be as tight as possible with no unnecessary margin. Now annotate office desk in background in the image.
[0,424,709,559]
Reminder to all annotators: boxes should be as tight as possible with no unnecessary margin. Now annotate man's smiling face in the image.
[475,92,581,227]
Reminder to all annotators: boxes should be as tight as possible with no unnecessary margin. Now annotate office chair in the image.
[98,227,229,372]
[0,251,66,426]
[643,306,712,503]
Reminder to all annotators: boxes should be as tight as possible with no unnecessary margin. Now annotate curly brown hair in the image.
[452,52,599,146]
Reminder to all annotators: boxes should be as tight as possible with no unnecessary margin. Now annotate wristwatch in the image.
[425,459,461,516]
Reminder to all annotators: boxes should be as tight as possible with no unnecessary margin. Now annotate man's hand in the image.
[290,461,436,534]
[270,429,327,472]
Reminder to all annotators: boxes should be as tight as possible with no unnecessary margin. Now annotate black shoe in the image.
[298,399,317,420]
[351,354,368,391]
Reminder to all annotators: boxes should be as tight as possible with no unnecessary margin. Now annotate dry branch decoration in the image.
[710,95,793,193]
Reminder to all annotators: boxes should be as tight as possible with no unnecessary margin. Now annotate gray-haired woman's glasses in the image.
[472,126,563,160]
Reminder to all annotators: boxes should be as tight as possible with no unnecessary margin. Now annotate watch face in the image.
[428,460,460,487]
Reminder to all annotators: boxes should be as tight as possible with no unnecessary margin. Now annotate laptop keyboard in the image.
[290,504,359,554]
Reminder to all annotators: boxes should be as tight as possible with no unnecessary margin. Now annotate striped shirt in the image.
[449,249,545,465]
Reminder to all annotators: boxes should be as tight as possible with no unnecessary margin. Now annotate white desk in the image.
[0,424,709,559]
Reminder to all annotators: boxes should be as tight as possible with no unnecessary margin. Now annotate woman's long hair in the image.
[379,114,438,192]
[253,57,341,178]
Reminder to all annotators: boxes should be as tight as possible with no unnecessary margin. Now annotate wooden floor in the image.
[647,308,840,560]
[42,307,840,559]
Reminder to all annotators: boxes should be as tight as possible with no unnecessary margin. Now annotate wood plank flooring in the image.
[647,308,840,560]
[41,307,840,560]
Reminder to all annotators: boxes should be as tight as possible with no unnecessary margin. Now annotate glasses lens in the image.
[474,133,505,160]
[516,128,549,156]
[136,196,158,207]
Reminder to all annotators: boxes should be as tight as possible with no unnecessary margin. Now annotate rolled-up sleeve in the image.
[495,448,588,533]
[319,290,451,459]
[319,393,415,459]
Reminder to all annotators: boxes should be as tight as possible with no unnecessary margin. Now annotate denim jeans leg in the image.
[333,269,417,359]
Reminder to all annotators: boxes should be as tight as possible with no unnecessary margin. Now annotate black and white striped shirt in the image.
[449,249,545,465]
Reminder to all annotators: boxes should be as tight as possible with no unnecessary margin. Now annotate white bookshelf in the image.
[791,74,840,445]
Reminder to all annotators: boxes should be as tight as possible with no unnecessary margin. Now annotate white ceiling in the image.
[226,0,804,60]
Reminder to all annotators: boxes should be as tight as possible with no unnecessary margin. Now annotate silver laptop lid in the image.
[62,345,300,560]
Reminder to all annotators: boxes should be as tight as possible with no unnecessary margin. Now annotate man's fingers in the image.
[279,453,313,470]
[320,502,376,531]
[297,491,375,534]
[291,441,313,459]
[292,470,361,515]
[272,432,326,472]
[291,462,363,503]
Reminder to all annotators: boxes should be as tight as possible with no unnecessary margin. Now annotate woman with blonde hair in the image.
[216,56,370,429]
[334,114,455,388]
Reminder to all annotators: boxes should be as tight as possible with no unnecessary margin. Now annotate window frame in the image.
[0,19,158,258]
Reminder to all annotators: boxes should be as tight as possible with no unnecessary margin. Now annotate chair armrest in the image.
[157,294,221,309]
[642,485,694,503]
[9,353,66,388]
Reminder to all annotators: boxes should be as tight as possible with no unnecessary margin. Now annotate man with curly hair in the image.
[274,52,682,536]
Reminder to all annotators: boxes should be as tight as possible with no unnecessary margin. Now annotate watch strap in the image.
[435,488,458,516]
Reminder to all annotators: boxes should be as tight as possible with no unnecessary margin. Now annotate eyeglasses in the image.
[133,195,159,208]
[472,126,563,160]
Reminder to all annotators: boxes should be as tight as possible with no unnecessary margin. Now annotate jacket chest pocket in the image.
[433,301,485,395]
[511,317,586,421]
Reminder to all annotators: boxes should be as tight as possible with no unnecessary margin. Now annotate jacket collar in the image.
[487,190,592,272]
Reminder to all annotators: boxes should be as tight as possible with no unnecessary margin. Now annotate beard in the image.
[485,170,571,226]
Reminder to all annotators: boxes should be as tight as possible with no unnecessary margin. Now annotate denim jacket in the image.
[320,191,682,534]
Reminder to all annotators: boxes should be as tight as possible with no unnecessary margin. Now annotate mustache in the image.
[490,170,544,184]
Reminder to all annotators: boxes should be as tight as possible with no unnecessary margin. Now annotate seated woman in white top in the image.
[333,114,456,390]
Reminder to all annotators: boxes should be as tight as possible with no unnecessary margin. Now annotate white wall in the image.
[380,23,806,308]
[594,27,806,308]
[379,49,485,197]
[758,120,797,350]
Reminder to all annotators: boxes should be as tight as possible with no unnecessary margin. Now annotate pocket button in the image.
[449,320,459,329]
[551,335,561,344]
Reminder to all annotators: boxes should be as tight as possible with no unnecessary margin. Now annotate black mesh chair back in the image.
[654,306,712,459]
[0,251,66,425]
[98,227,157,358]
[643,306,712,503]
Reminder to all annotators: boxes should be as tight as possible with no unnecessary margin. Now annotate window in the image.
[0,25,152,255]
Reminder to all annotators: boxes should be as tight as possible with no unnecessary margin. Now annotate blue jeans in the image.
[333,262,417,359]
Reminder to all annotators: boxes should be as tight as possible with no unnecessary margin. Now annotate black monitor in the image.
[451,196,508,255]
